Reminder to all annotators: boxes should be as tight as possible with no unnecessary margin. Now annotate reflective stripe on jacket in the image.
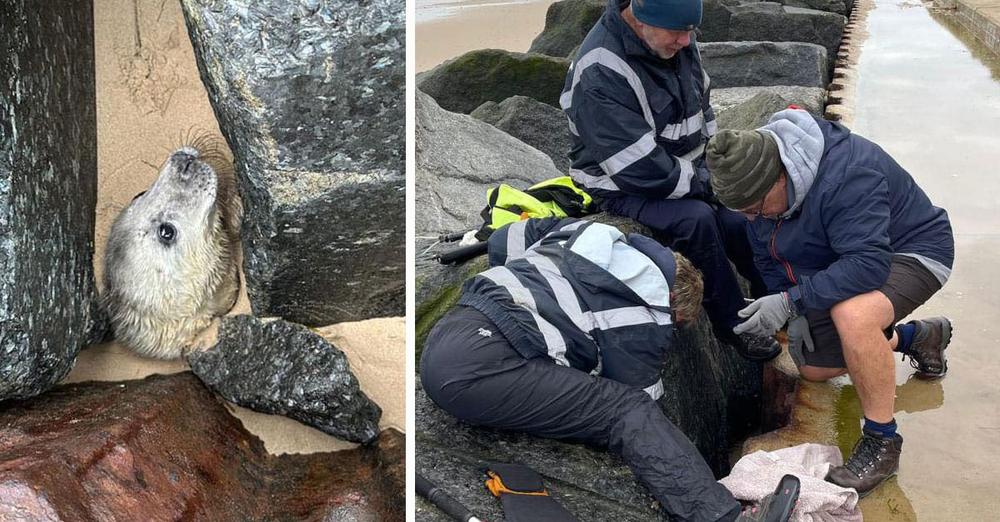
[458,218,677,398]
[562,0,717,200]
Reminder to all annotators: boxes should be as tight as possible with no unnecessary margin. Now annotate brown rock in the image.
[0,373,403,521]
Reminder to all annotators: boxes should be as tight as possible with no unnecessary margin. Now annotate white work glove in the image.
[733,292,796,338]
[786,315,814,367]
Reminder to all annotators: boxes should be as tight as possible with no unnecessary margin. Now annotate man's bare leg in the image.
[830,290,896,423]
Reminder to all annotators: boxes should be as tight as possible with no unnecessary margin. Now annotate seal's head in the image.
[104,144,241,359]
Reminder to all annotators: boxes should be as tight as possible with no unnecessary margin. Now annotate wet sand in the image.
[71,0,404,455]
[416,0,557,71]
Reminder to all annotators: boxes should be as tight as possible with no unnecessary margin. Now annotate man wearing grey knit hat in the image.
[706,108,955,499]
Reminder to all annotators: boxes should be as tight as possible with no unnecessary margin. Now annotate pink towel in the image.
[719,443,862,522]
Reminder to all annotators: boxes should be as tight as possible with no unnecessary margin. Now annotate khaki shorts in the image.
[794,255,943,369]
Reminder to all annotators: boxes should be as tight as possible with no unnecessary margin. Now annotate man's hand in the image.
[733,292,796,337]
[786,315,814,367]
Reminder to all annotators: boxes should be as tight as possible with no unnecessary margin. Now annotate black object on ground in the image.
[438,242,489,265]
[483,462,580,522]
[417,473,484,522]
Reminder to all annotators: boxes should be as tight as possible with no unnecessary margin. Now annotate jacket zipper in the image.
[769,220,797,284]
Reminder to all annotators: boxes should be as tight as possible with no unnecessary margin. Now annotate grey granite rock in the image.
[728,3,846,69]
[188,315,381,444]
[416,91,562,236]
[471,95,573,172]
[0,1,99,401]
[528,0,606,58]
[712,87,827,130]
[701,41,829,88]
[417,50,571,114]
[699,0,744,42]
[180,0,405,325]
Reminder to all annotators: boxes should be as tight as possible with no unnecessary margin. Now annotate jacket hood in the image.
[758,109,825,216]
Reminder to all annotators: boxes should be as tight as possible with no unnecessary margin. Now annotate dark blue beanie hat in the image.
[632,0,702,31]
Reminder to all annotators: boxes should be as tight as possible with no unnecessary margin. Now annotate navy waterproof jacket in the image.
[750,109,954,313]
[458,218,679,398]
[561,0,717,200]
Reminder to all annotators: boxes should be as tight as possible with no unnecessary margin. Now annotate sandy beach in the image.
[71,0,404,455]
[417,0,558,71]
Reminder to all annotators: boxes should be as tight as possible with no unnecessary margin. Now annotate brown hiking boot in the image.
[826,428,903,498]
[904,317,952,378]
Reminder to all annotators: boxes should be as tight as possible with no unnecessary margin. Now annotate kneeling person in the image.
[705,108,954,497]
[421,217,775,521]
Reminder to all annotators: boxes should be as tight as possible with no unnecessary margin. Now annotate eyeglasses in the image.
[738,199,766,221]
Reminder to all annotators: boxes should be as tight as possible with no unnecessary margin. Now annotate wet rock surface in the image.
[181,0,405,325]
[417,50,571,114]
[188,315,382,444]
[0,373,404,520]
[0,1,100,401]
[528,0,606,57]
[471,95,573,172]
[416,91,562,235]
[714,87,827,130]
[701,41,830,88]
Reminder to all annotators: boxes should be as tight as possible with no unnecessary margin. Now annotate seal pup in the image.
[103,139,241,359]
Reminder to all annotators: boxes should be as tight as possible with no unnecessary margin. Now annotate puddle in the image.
[832,0,1000,516]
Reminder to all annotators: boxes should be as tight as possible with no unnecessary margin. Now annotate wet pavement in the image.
[835,0,1000,517]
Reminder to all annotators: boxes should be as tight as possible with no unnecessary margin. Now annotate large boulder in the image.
[699,0,743,41]
[180,0,405,325]
[471,95,574,173]
[417,49,571,114]
[0,373,404,520]
[701,41,829,88]
[416,91,562,236]
[188,315,382,444]
[728,3,846,69]
[528,0,606,58]
[712,86,827,130]
[0,1,101,401]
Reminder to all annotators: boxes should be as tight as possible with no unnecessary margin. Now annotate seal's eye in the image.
[131,190,146,201]
[158,223,177,245]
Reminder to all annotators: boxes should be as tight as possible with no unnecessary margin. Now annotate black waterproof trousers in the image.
[420,306,742,522]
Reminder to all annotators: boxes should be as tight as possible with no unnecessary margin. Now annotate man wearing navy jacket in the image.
[421,218,787,521]
[705,108,955,497]
[561,0,780,361]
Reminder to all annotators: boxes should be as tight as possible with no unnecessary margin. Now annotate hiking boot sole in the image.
[856,470,897,499]
[916,317,952,379]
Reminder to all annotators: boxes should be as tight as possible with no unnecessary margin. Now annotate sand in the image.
[70,0,404,455]
[416,0,558,71]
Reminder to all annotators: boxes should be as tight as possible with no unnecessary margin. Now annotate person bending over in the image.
[421,217,786,521]
[705,108,954,497]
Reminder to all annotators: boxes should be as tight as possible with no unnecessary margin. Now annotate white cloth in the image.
[720,443,862,522]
